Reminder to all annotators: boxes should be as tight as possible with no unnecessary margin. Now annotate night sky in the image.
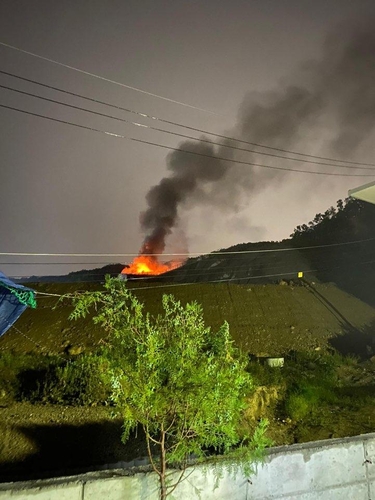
[1,0,375,277]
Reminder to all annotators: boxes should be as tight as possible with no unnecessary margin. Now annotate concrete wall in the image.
[1,432,375,499]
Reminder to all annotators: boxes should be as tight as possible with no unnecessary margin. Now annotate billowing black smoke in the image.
[139,19,375,256]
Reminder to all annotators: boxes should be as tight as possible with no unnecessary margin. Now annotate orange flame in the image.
[122,255,183,276]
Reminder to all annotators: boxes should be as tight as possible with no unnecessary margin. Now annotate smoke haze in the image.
[137,18,375,258]
[102,17,375,262]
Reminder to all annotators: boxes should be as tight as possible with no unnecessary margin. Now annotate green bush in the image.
[31,354,111,405]
[247,359,285,387]
[0,351,110,405]
[285,380,339,421]
[285,393,311,421]
[0,351,60,401]
[247,351,347,422]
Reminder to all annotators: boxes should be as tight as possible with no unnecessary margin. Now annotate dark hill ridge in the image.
[16,198,375,306]
[162,198,375,307]
[20,263,125,283]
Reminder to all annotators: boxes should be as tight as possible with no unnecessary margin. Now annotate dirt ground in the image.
[3,362,375,484]
[0,402,144,482]
[2,281,375,482]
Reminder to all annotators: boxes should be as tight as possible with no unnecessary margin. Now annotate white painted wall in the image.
[1,433,375,499]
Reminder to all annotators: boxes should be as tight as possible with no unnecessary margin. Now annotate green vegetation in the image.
[246,350,372,435]
[290,197,375,244]
[3,197,375,482]
[0,351,109,405]
[0,348,369,417]
[68,277,271,499]
[3,339,375,481]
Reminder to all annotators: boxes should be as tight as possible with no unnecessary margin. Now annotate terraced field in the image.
[2,280,375,357]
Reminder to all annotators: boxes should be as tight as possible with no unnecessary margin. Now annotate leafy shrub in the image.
[283,352,343,421]
[247,351,349,422]
[0,351,60,402]
[0,351,111,405]
[285,393,311,421]
[247,359,285,387]
[31,354,111,405]
[285,381,339,421]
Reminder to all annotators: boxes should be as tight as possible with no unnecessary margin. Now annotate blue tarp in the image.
[0,272,36,337]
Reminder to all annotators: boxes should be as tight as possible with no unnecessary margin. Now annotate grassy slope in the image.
[2,279,375,480]
[1,280,375,357]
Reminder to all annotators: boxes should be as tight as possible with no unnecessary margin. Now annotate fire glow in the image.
[122,255,183,276]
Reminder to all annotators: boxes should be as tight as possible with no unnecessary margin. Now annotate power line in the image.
[2,81,374,171]
[126,259,375,291]
[9,323,68,360]
[10,254,375,292]
[0,262,331,275]
[9,270,313,293]
[1,253,370,282]
[7,237,375,285]
[1,102,374,178]
[1,69,374,168]
[9,267,340,291]
[1,236,374,259]
[0,258,366,283]
[0,41,220,115]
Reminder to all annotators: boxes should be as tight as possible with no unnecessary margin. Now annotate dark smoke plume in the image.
[139,19,375,256]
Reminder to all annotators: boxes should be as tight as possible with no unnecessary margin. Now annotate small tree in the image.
[70,277,270,499]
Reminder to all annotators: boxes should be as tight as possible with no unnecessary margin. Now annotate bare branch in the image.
[144,425,162,478]
[166,465,196,497]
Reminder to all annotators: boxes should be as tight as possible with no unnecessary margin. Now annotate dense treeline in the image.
[291,198,375,245]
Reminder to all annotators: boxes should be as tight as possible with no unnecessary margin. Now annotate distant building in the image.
[349,180,375,205]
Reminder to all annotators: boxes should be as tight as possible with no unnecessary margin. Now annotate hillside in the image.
[3,197,375,357]
[20,264,125,283]
[1,280,375,358]
[16,198,375,309]
[3,219,375,481]
[162,197,375,307]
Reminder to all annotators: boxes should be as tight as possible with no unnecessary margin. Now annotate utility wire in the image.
[1,81,373,171]
[0,261,361,283]
[3,246,375,278]
[9,323,69,360]
[0,261,335,277]
[7,238,375,283]
[126,260,375,291]
[1,69,374,168]
[11,254,375,293]
[0,41,220,115]
[1,102,374,178]
[9,236,375,285]
[0,257,329,275]
[12,270,312,296]
[1,236,375,258]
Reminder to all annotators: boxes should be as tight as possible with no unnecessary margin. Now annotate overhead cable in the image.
[11,255,375,292]
[0,41,219,115]
[1,81,373,171]
[1,69,374,167]
[12,270,315,295]
[1,102,374,178]
[1,236,375,258]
